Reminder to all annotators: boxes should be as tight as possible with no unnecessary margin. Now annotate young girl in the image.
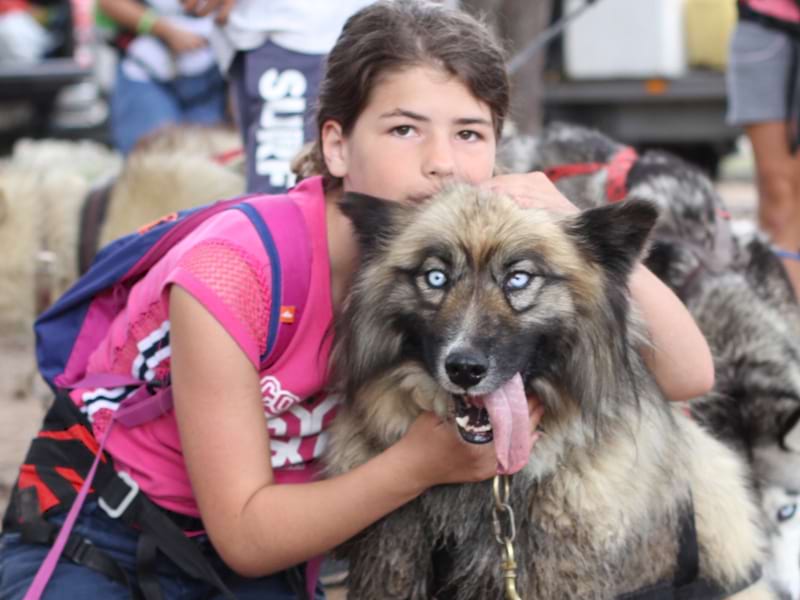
[0,1,714,598]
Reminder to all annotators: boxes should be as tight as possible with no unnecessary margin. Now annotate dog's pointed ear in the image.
[781,408,800,453]
[566,201,659,280]
[338,192,404,256]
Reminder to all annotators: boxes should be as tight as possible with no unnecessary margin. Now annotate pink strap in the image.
[114,386,173,428]
[68,373,141,389]
[306,556,322,598]
[23,421,115,600]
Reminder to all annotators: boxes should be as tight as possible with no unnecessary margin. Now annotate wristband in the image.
[136,8,158,35]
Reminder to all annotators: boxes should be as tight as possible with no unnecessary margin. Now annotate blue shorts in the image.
[0,501,322,599]
[229,40,326,194]
[110,63,228,155]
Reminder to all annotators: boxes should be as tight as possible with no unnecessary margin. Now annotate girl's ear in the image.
[321,120,348,178]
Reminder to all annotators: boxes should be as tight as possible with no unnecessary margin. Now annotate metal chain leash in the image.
[492,474,522,600]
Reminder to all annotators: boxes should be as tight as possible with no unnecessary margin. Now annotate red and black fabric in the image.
[1,394,239,600]
[3,392,111,526]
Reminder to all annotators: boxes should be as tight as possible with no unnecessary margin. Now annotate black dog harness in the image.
[617,504,758,600]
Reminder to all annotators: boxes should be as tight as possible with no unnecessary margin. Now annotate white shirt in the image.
[210,0,376,72]
[121,0,217,81]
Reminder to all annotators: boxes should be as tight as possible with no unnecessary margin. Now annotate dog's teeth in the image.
[470,424,492,433]
[456,416,492,433]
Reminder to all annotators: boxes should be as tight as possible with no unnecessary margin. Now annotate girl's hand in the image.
[399,412,498,487]
[481,172,579,214]
[396,394,545,489]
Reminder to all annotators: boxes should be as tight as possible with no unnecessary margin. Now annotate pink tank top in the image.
[68,177,337,517]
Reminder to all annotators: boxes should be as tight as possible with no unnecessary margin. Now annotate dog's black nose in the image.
[445,351,488,388]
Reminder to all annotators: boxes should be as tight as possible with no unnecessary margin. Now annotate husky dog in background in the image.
[501,121,736,300]
[325,184,767,599]
[522,121,800,599]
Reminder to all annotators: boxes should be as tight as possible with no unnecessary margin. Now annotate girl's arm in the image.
[98,0,207,53]
[626,262,715,400]
[482,172,715,402]
[169,285,501,577]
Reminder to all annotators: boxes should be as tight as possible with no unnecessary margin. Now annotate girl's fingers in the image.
[481,173,578,214]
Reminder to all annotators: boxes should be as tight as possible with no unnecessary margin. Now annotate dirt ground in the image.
[0,175,756,600]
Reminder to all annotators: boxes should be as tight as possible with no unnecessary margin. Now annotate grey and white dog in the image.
[325,185,768,599]
[518,121,800,599]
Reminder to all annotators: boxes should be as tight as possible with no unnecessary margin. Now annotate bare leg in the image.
[746,121,800,297]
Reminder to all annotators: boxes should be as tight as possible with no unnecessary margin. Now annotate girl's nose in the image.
[423,135,455,179]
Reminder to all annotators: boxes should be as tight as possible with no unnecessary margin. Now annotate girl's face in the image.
[322,65,497,203]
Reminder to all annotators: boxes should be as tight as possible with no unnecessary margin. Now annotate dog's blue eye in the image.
[426,269,448,288]
[778,503,797,522]
[506,272,532,290]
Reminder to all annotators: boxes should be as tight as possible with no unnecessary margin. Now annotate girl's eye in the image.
[457,130,482,142]
[392,125,415,137]
[778,503,797,522]
[425,269,448,289]
[506,271,532,291]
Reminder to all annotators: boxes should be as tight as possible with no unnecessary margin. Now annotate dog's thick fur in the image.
[524,122,800,598]
[325,185,767,599]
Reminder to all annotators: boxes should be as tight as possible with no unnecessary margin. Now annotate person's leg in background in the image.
[747,120,800,296]
[229,41,326,194]
[109,64,182,155]
[727,19,800,296]
[747,121,800,249]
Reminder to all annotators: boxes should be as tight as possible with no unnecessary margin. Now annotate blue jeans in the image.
[110,64,228,155]
[0,501,320,599]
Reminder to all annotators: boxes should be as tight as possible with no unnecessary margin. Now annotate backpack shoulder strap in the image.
[235,195,312,369]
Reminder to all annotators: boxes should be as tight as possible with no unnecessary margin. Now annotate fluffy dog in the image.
[325,185,768,599]
[523,121,800,598]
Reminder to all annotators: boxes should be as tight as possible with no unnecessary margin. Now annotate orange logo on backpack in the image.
[279,306,296,324]
[138,212,179,235]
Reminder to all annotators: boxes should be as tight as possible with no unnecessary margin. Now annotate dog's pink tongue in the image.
[484,373,530,474]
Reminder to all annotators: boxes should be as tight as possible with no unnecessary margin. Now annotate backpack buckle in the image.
[99,471,140,519]
[63,533,95,565]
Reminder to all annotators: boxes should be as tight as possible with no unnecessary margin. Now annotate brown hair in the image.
[292,0,509,187]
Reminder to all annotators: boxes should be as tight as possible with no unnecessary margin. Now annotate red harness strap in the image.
[544,146,639,203]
